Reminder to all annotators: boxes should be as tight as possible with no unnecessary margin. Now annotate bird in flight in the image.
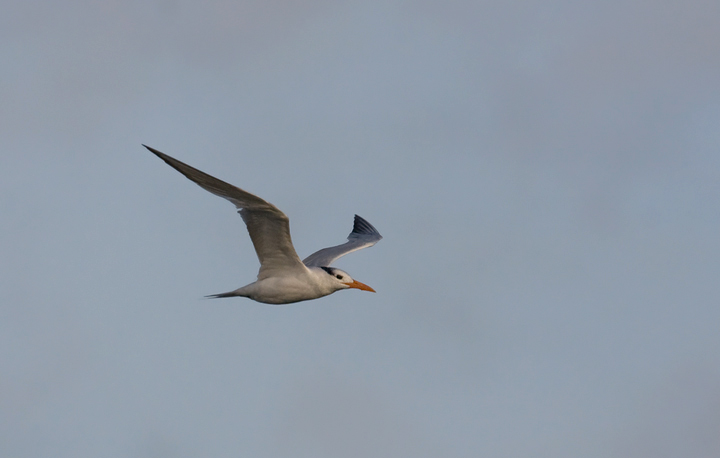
[144,145,382,304]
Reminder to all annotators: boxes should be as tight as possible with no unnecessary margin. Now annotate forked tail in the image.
[205,291,242,299]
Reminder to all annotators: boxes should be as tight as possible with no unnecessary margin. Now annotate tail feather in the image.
[205,291,242,299]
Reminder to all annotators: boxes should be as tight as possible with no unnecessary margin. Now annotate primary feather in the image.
[302,215,383,267]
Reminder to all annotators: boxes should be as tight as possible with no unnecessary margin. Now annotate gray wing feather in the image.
[302,215,382,267]
[145,145,306,280]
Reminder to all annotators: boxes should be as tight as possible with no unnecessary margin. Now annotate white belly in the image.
[240,276,331,304]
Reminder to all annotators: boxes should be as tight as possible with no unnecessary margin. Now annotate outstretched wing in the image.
[302,215,382,267]
[145,145,307,280]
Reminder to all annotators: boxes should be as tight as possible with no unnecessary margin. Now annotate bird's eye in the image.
[336,275,343,280]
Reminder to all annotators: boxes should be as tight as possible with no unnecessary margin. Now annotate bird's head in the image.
[320,267,375,293]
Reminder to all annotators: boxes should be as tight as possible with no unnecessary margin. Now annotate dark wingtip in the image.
[352,214,381,237]
[143,144,164,157]
[144,145,183,171]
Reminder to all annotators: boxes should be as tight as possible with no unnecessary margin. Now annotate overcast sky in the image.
[2,1,720,457]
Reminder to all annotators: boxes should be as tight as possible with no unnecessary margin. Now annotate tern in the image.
[145,145,382,304]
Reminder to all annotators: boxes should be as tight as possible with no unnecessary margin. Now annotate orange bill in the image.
[347,279,375,292]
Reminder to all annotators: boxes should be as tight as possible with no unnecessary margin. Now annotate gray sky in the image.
[2,1,720,457]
